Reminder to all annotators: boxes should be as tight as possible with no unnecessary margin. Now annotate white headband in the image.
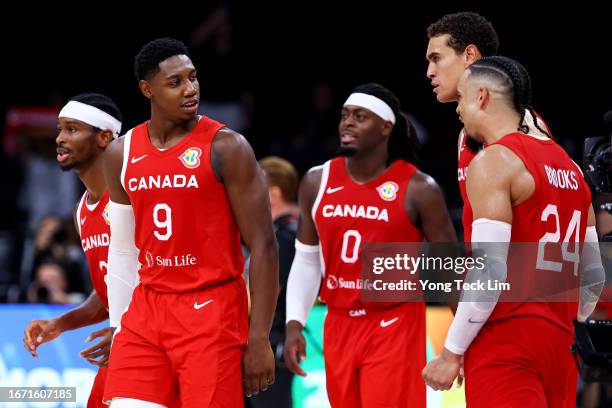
[343,93,396,124]
[58,100,122,137]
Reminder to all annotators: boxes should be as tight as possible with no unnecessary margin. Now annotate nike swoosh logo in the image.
[468,317,485,324]
[194,300,213,310]
[80,216,86,226]
[326,186,344,194]
[131,154,148,164]
[380,317,399,328]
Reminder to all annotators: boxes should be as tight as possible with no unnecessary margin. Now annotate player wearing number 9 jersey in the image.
[284,83,458,408]
[102,38,278,408]
[423,57,606,407]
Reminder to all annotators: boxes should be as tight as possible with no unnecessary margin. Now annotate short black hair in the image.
[134,37,191,81]
[69,93,123,124]
[352,83,419,164]
[427,12,499,57]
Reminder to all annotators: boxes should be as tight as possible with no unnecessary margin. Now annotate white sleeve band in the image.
[107,200,139,328]
[286,240,322,326]
[445,218,511,355]
[578,226,605,322]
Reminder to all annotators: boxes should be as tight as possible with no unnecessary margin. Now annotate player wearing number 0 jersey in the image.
[284,83,458,408]
[103,38,278,408]
[423,57,605,408]
[23,93,122,408]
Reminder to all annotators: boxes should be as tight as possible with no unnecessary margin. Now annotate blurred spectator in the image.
[246,156,299,408]
[0,149,22,286]
[5,95,83,300]
[27,261,85,304]
[269,82,338,174]
[21,215,87,301]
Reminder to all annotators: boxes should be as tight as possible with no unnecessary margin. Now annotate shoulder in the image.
[409,170,438,191]
[468,144,525,185]
[298,163,327,207]
[301,163,328,193]
[407,170,444,204]
[303,164,325,186]
[103,135,125,168]
[210,128,257,181]
[212,128,252,154]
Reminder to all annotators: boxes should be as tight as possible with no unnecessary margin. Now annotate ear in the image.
[381,121,394,138]
[477,86,491,110]
[464,44,481,67]
[139,79,152,99]
[97,129,114,149]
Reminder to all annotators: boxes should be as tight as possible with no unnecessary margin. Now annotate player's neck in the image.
[345,148,389,184]
[77,157,106,203]
[481,114,522,145]
[148,113,198,148]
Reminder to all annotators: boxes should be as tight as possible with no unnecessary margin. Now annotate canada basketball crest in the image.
[179,147,202,169]
[103,203,110,225]
[376,181,399,201]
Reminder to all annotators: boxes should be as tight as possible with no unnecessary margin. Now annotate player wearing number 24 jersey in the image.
[284,83,458,408]
[102,38,278,408]
[423,57,605,408]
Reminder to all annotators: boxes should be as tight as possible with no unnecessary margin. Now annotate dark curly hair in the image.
[134,38,190,81]
[427,12,499,57]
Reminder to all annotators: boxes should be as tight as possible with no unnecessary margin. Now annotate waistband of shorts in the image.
[327,302,419,318]
[140,275,243,295]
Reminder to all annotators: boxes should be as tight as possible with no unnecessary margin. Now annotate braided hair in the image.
[467,56,549,137]
[351,83,419,164]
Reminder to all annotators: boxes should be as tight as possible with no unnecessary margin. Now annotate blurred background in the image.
[1,2,610,303]
[0,2,611,407]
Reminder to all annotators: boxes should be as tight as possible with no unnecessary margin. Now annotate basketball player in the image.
[23,93,122,407]
[425,11,550,241]
[102,38,278,408]
[284,83,458,407]
[422,56,605,407]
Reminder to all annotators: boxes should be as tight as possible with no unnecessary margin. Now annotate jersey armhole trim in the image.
[75,192,86,237]
[311,161,330,221]
[120,129,133,192]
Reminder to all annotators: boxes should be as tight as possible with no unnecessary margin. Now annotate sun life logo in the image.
[145,252,155,268]
[327,275,338,290]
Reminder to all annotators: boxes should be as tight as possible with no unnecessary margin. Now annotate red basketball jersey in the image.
[313,157,424,312]
[458,130,477,242]
[467,133,592,333]
[76,190,110,309]
[121,117,244,293]
[459,111,551,242]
